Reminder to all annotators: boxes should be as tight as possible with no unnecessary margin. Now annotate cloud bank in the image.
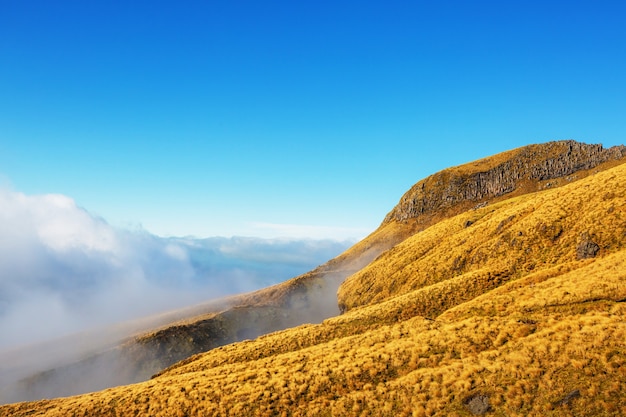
[0,187,353,351]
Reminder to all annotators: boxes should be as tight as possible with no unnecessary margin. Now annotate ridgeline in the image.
[2,140,625,416]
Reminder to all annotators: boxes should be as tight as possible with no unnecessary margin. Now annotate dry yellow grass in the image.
[2,150,626,417]
[339,159,626,311]
[3,251,624,416]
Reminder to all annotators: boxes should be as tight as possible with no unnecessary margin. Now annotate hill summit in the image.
[384,140,626,225]
[2,140,626,416]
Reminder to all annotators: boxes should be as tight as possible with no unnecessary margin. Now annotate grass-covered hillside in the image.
[2,141,625,416]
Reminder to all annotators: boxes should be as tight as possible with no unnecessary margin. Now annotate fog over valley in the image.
[0,186,353,352]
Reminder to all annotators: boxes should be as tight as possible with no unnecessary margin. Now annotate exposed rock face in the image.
[577,233,601,260]
[383,140,626,224]
[465,394,491,415]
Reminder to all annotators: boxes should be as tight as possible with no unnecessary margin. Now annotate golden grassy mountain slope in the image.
[338,154,626,311]
[2,143,625,416]
[134,139,626,357]
[8,140,624,404]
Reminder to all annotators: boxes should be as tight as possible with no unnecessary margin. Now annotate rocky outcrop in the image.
[383,140,626,224]
[577,232,601,260]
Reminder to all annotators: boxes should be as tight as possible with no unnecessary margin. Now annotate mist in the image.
[0,186,352,352]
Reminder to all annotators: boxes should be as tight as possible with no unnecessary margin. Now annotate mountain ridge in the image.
[383,140,625,227]
[2,139,625,416]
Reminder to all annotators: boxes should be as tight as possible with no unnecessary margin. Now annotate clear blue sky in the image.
[1,1,625,239]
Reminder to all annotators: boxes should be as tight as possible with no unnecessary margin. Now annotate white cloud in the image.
[0,187,353,351]
[36,195,118,254]
[163,243,189,262]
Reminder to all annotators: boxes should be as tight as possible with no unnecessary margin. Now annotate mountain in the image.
[2,140,626,416]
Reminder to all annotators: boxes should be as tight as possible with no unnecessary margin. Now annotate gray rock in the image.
[465,394,491,415]
[577,234,600,259]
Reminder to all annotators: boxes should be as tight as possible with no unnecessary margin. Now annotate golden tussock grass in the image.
[339,161,626,311]
[2,156,626,417]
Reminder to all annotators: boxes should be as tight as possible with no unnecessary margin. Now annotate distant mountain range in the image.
[2,140,625,416]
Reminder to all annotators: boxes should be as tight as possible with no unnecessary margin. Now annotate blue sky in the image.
[1,0,625,239]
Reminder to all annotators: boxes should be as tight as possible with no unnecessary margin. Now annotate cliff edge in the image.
[383,140,626,226]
